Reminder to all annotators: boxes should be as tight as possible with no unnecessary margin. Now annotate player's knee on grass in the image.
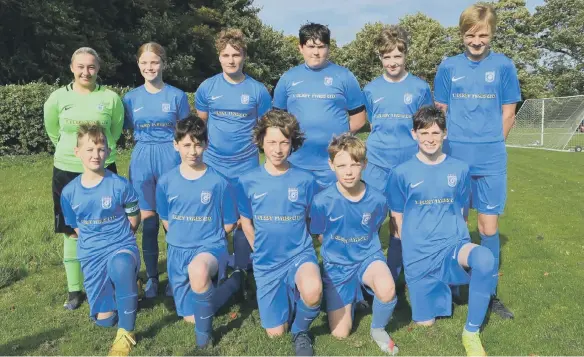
[328,305,352,339]
[477,214,498,236]
[183,315,195,324]
[266,324,287,337]
[188,254,218,293]
[416,319,435,327]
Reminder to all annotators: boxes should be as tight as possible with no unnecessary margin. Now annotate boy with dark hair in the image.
[389,106,497,356]
[156,115,244,349]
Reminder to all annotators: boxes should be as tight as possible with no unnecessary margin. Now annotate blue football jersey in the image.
[61,171,140,261]
[156,166,238,249]
[364,73,432,169]
[195,73,272,177]
[237,165,318,277]
[433,52,521,143]
[388,155,471,282]
[310,184,387,265]
[123,84,190,143]
[273,62,365,170]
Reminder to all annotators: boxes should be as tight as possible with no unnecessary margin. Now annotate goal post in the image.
[506,95,584,152]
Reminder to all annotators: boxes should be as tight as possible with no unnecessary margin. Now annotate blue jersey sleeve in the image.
[156,179,169,221]
[195,81,209,112]
[305,177,319,216]
[60,190,78,229]
[122,95,134,130]
[418,83,433,108]
[121,180,140,216]
[501,61,521,104]
[309,199,326,235]
[222,182,238,225]
[178,91,191,120]
[363,86,374,123]
[374,201,389,230]
[236,180,252,219]
[257,84,272,118]
[272,75,289,110]
[457,166,471,209]
[388,171,406,214]
[344,71,365,111]
[433,62,451,105]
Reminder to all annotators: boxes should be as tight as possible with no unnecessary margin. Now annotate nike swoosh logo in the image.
[452,76,465,82]
[486,204,499,210]
[133,107,143,113]
[410,181,424,188]
[211,95,223,100]
[291,81,304,86]
[124,309,137,315]
[373,97,384,103]
[253,192,268,199]
[200,314,213,320]
[329,215,343,222]
[169,195,179,202]
[72,204,81,210]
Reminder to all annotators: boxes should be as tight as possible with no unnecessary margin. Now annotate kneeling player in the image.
[61,124,141,356]
[388,106,496,356]
[310,134,398,355]
[238,110,322,356]
[156,116,244,348]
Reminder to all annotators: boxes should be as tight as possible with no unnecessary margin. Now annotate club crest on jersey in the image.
[404,92,413,105]
[447,174,457,187]
[324,76,333,86]
[201,191,212,204]
[96,103,105,111]
[241,94,250,104]
[288,188,298,202]
[162,103,171,112]
[101,196,112,209]
[362,213,371,225]
[485,71,495,83]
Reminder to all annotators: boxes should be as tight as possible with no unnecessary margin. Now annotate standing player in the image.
[238,110,322,356]
[389,106,497,356]
[195,29,272,278]
[156,116,244,348]
[273,23,367,190]
[362,25,433,283]
[123,42,190,298]
[310,134,398,355]
[61,124,141,356]
[44,47,124,310]
[433,3,521,319]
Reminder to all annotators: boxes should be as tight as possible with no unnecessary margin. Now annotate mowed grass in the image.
[1,148,584,356]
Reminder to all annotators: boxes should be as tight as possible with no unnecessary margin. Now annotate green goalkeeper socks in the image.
[63,235,83,292]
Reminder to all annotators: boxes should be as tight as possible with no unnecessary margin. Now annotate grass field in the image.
[1,148,584,356]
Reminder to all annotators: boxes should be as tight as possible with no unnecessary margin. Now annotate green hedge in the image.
[0,83,197,156]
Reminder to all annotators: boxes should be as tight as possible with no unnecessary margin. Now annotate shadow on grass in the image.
[0,327,68,355]
[0,265,28,289]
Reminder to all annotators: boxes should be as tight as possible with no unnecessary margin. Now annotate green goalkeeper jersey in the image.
[44,83,124,173]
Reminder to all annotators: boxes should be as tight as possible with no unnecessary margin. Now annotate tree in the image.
[534,0,584,96]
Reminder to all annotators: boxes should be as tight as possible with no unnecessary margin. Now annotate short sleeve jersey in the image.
[123,84,190,143]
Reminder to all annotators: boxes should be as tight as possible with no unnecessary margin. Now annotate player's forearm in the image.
[391,212,403,239]
[161,220,169,232]
[240,219,255,251]
[196,110,209,121]
[349,111,367,133]
[128,214,141,233]
[502,103,517,140]
[434,102,448,115]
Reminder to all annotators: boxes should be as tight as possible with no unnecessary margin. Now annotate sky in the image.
[252,0,546,46]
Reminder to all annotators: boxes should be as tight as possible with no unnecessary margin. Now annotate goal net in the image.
[506,95,584,152]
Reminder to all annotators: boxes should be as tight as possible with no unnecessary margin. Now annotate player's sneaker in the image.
[371,328,399,355]
[108,328,136,356]
[63,291,85,310]
[462,329,486,356]
[144,277,159,298]
[489,298,514,319]
[292,331,314,356]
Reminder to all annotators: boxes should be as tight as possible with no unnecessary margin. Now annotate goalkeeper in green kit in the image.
[44,47,124,310]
